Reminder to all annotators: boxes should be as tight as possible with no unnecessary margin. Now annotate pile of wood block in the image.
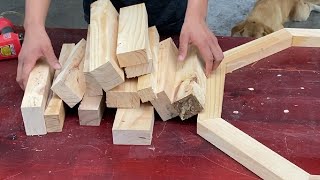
[20,0,206,145]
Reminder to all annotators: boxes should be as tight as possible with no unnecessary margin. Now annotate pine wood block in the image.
[137,26,160,103]
[150,38,179,121]
[88,0,125,92]
[83,26,103,96]
[172,47,206,120]
[21,59,53,136]
[285,28,320,47]
[197,118,310,180]
[112,103,154,145]
[45,43,74,132]
[51,39,87,108]
[78,94,105,126]
[106,78,140,108]
[116,3,149,67]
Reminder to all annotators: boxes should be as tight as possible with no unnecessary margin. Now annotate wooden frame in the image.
[197,28,320,179]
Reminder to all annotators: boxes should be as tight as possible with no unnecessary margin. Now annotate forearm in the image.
[24,0,51,30]
[185,0,208,21]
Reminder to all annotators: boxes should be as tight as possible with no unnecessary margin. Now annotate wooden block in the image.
[310,175,320,180]
[106,78,140,108]
[285,28,320,47]
[223,29,292,73]
[137,26,160,102]
[51,39,87,108]
[78,94,105,126]
[116,3,149,67]
[83,26,103,96]
[172,47,206,120]
[150,38,179,121]
[112,103,154,145]
[21,59,53,136]
[45,43,75,132]
[197,64,226,121]
[88,0,125,92]
[197,118,310,180]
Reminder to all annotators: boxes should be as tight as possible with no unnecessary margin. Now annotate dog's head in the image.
[231,20,274,38]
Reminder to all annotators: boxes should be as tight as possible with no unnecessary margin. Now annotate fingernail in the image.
[54,63,61,69]
[178,55,184,61]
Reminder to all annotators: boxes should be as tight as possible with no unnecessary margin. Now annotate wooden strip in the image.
[112,103,154,145]
[224,29,292,73]
[172,47,206,120]
[150,38,179,121]
[88,0,125,92]
[21,59,53,136]
[78,94,105,126]
[45,43,75,133]
[106,78,140,108]
[137,26,160,103]
[197,118,310,180]
[310,175,320,180]
[83,26,103,96]
[51,39,87,108]
[197,64,226,121]
[285,28,320,47]
[116,3,149,67]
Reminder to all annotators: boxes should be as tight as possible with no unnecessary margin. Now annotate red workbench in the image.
[0,28,319,179]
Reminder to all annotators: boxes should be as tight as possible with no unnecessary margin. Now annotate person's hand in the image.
[178,13,224,77]
[17,26,60,90]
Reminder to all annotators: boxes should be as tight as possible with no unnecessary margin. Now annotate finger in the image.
[21,59,37,89]
[42,44,60,70]
[209,36,224,70]
[178,33,189,61]
[197,42,214,76]
[16,59,24,90]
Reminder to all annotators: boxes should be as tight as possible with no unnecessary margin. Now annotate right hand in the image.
[17,26,60,90]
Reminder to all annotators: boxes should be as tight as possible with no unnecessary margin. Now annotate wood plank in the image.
[197,118,310,180]
[21,59,53,136]
[83,26,103,96]
[224,29,292,73]
[150,38,179,121]
[285,28,320,47]
[88,0,125,92]
[106,78,140,108]
[51,39,87,108]
[45,43,75,133]
[172,47,206,120]
[116,3,149,67]
[78,94,105,126]
[137,26,160,103]
[197,64,226,121]
[112,103,154,145]
[310,175,320,180]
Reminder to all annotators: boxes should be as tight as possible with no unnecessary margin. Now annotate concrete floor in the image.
[0,0,319,36]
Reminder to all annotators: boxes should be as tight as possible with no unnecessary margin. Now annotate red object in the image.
[0,28,319,179]
[0,17,22,61]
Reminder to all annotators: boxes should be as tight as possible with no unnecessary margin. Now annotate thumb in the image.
[42,45,61,70]
[178,33,189,61]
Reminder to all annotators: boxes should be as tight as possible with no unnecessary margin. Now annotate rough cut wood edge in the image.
[137,26,160,103]
[197,64,226,121]
[45,43,74,133]
[83,25,103,96]
[197,118,310,180]
[116,3,149,67]
[78,94,105,126]
[285,28,320,47]
[224,29,292,73]
[112,103,154,145]
[172,47,206,120]
[89,0,125,92]
[21,59,53,136]
[51,39,87,108]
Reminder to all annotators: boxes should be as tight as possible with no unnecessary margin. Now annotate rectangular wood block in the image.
[116,3,149,67]
[78,94,105,126]
[21,59,53,136]
[112,103,154,145]
[106,78,140,108]
[88,0,125,92]
[51,39,87,108]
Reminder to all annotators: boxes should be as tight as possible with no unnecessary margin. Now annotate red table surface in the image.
[0,28,319,179]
